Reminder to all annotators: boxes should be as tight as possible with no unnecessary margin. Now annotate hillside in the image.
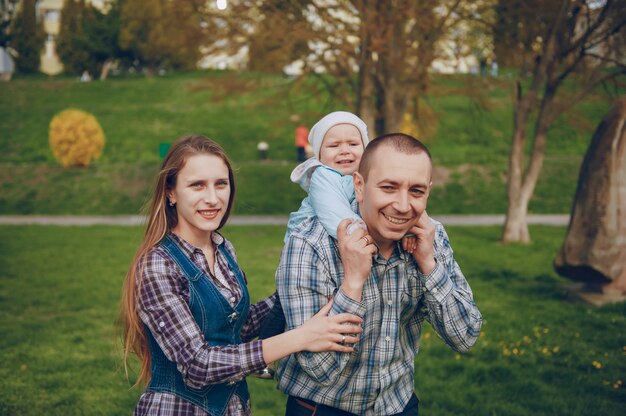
[0,70,622,215]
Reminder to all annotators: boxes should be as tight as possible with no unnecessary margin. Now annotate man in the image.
[276,133,483,415]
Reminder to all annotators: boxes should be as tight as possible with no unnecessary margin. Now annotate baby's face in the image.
[319,124,364,175]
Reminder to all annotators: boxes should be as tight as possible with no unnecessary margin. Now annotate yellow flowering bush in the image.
[49,109,105,167]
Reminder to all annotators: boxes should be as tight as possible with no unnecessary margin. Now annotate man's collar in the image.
[373,240,411,264]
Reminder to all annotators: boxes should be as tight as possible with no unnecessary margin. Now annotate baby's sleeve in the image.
[308,167,360,240]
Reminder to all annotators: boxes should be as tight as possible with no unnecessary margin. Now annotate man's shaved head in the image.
[357,133,432,181]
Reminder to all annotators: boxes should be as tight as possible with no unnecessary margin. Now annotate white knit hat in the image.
[308,111,369,158]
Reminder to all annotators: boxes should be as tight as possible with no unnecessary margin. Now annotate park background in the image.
[1,0,626,415]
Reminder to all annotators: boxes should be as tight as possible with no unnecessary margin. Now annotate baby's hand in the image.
[346,218,368,236]
[402,234,417,253]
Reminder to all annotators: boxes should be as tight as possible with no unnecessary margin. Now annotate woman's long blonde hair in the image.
[119,135,235,387]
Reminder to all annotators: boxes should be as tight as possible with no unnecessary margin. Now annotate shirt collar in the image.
[168,231,224,256]
[328,231,410,266]
[373,240,411,265]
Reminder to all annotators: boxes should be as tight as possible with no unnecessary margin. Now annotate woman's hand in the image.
[297,300,363,353]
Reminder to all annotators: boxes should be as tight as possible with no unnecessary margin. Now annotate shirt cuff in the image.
[330,287,367,318]
[419,260,453,303]
[240,340,267,373]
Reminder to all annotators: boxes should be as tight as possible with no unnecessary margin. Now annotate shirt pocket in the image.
[400,271,423,319]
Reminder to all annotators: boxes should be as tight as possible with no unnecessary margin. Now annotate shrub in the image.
[10,0,45,74]
[49,109,105,167]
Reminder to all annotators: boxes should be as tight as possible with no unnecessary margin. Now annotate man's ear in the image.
[353,172,364,203]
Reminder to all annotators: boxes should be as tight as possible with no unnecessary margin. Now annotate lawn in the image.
[1,71,622,215]
[0,225,624,415]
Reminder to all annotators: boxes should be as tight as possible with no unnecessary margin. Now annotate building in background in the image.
[0,46,15,80]
[37,0,63,75]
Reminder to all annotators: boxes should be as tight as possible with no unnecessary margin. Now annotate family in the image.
[119,111,483,416]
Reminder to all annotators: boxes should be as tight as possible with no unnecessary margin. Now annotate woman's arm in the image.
[261,300,363,365]
[138,249,363,388]
[276,235,367,385]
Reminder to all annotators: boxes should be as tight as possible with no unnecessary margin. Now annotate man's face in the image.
[354,146,432,253]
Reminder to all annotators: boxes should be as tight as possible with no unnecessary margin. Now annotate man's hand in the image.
[406,211,437,275]
[337,219,378,301]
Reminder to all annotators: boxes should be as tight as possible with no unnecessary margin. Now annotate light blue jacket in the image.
[285,159,360,242]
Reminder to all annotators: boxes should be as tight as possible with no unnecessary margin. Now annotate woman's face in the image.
[169,153,231,244]
[319,123,365,175]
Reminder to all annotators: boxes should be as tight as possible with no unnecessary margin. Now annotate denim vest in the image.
[146,235,251,416]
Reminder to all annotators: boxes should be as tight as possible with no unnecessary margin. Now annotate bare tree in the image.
[204,0,494,136]
[499,0,626,243]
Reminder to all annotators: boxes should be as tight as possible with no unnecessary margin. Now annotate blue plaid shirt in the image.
[276,217,482,415]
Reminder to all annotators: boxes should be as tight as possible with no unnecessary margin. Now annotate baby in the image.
[259,111,369,343]
[285,111,370,241]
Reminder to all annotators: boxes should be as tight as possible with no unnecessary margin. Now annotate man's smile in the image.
[383,213,411,225]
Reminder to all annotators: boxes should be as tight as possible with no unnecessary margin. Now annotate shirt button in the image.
[387,299,393,305]
[385,336,391,342]
[159,321,165,328]
[432,287,438,294]
[237,404,243,410]
[230,296,236,304]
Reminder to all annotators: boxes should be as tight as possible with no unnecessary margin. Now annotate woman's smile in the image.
[198,209,220,220]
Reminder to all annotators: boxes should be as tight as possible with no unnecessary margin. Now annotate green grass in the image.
[1,71,622,215]
[0,225,624,415]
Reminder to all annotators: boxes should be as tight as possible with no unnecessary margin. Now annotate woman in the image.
[120,135,363,415]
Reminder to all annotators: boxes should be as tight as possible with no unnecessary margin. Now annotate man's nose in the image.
[393,192,410,213]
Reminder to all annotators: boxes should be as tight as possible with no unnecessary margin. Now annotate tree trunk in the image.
[502,81,552,243]
[382,78,407,133]
[379,13,407,134]
[501,195,531,243]
[357,9,375,140]
[502,126,549,243]
[502,93,531,243]
[99,59,112,81]
[358,73,376,141]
